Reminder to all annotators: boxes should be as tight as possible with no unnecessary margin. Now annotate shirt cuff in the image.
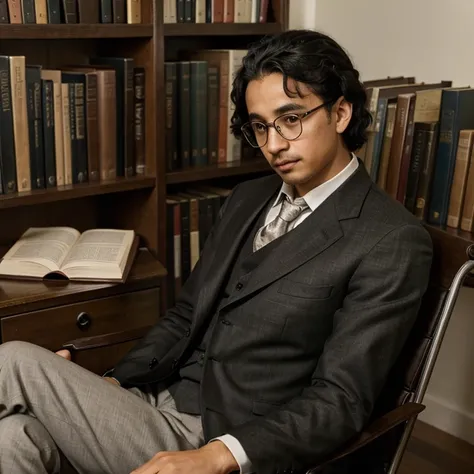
[210,434,253,474]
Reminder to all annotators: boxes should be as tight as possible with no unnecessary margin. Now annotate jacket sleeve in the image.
[227,223,433,474]
[109,188,237,387]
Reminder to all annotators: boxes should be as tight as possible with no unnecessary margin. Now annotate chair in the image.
[61,240,474,474]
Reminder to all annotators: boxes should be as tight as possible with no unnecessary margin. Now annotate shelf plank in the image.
[0,24,153,39]
[164,22,284,37]
[0,176,156,209]
[166,159,270,184]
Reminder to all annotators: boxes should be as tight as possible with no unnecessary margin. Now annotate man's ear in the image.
[334,97,353,135]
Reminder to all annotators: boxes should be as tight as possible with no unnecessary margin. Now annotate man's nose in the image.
[266,126,289,155]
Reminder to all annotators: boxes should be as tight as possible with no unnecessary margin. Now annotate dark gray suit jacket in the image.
[111,163,433,474]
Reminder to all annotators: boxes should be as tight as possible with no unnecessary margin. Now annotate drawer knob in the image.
[76,312,91,330]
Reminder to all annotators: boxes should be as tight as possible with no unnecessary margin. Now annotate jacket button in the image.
[184,329,190,337]
[235,282,243,290]
[220,319,231,325]
[171,358,179,369]
[148,357,158,369]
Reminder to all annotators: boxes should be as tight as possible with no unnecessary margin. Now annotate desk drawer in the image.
[0,288,159,373]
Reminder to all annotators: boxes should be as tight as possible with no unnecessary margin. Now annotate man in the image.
[0,30,432,474]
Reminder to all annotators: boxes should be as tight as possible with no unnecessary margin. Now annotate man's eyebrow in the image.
[248,103,307,122]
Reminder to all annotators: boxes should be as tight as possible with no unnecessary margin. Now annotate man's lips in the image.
[274,159,299,170]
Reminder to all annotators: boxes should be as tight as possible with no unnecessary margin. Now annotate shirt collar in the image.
[272,153,359,211]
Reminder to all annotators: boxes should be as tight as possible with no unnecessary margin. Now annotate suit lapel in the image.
[220,160,372,310]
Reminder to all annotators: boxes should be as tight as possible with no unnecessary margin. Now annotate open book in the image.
[0,227,139,282]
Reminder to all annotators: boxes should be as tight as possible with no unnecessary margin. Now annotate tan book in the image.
[126,0,141,23]
[9,56,31,192]
[413,88,443,123]
[460,136,474,232]
[376,103,397,190]
[0,227,138,283]
[61,83,73,185]
[34,0,47,22]
[7,0,21,22]
[41,70,65,186]
[447,130,474,228]
[97,70,117,180]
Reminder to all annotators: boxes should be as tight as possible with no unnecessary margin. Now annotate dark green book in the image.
[42,79,57,188]
[190,61,208,167]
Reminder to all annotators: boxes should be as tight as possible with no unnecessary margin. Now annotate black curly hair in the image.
[230,29,372,152]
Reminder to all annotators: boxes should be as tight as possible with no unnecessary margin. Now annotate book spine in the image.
[369,97,388,181]
[42,79,57,187]
[385,95,411,198]
[0,56,18,193]
[205,0,211,22]
[396,96,417,203]
[404,125,427,213]
[34,0,47,23]
[165,63,179,171]
[213,0,223,22]
[96,71,115,180]
[176,0,184,22]
[126,0,141,24]
[112,0,125,22]
[190,61,208,167]
[446,130,474,228]
[85,73,100,181]
[207,65,219,165]
[61,83,72,185]
[7,0,22,23]
[61,0,77,23]
[0,0,9,22]
[10,56,31,192]
[184,0,193,22]
[224,0,234,22]
[178,61,191,168]
[415,124,439,221]
[26,67,46,189]
[22,0,36,23]
[100,0,112,22]
[46,0,60,22]
[460,143,474,232]
[133,66,146,175]
[428,92,459,225]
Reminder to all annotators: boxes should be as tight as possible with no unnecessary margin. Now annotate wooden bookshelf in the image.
[0,24,154,39]
[0,176,156,209]
[164,22,284,37]
[0,0,164,375]
[166,159,270,184]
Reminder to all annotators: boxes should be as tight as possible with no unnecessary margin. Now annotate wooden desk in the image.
[0,248,166,375]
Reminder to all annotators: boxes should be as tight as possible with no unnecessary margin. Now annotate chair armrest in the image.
[61,326,151,351]
[306,402,425,473]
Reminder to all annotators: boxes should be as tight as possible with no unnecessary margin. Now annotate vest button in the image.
[235,282,243,290]
[171,358,179,369]
[148,357,158,369]
[184,329,190,337]
[221,319,231,325]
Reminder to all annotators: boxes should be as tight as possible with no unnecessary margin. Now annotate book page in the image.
[2,227,80,272]
[62,229,134,270]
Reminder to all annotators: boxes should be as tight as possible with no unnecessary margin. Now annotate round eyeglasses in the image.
[241,101,333,149]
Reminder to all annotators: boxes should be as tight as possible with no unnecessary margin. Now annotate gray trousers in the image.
[0,341,204,474]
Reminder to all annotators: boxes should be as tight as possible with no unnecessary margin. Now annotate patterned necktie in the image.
[253,195,309,251]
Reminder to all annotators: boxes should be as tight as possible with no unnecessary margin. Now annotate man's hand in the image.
[131,441,239,474]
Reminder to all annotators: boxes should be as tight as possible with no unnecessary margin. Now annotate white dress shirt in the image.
[211,154,359,474]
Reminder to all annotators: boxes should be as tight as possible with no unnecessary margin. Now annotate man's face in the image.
[245,73,352,196]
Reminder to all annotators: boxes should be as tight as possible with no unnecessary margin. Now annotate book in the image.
[0,227,138,282]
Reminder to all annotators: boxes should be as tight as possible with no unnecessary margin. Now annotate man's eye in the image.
[284,115,300,124]
[253,123,266,133]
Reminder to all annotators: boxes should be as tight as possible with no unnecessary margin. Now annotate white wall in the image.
[289,0,474,445]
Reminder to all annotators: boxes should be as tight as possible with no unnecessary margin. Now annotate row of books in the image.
[164,0,270,24]
[165,49,248,171]
[166,185,231,305]
[0,55,145,195]
[359,76,474,232]
[0,0,142,25]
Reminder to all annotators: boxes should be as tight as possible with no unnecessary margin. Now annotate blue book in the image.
[428,88,474,225]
